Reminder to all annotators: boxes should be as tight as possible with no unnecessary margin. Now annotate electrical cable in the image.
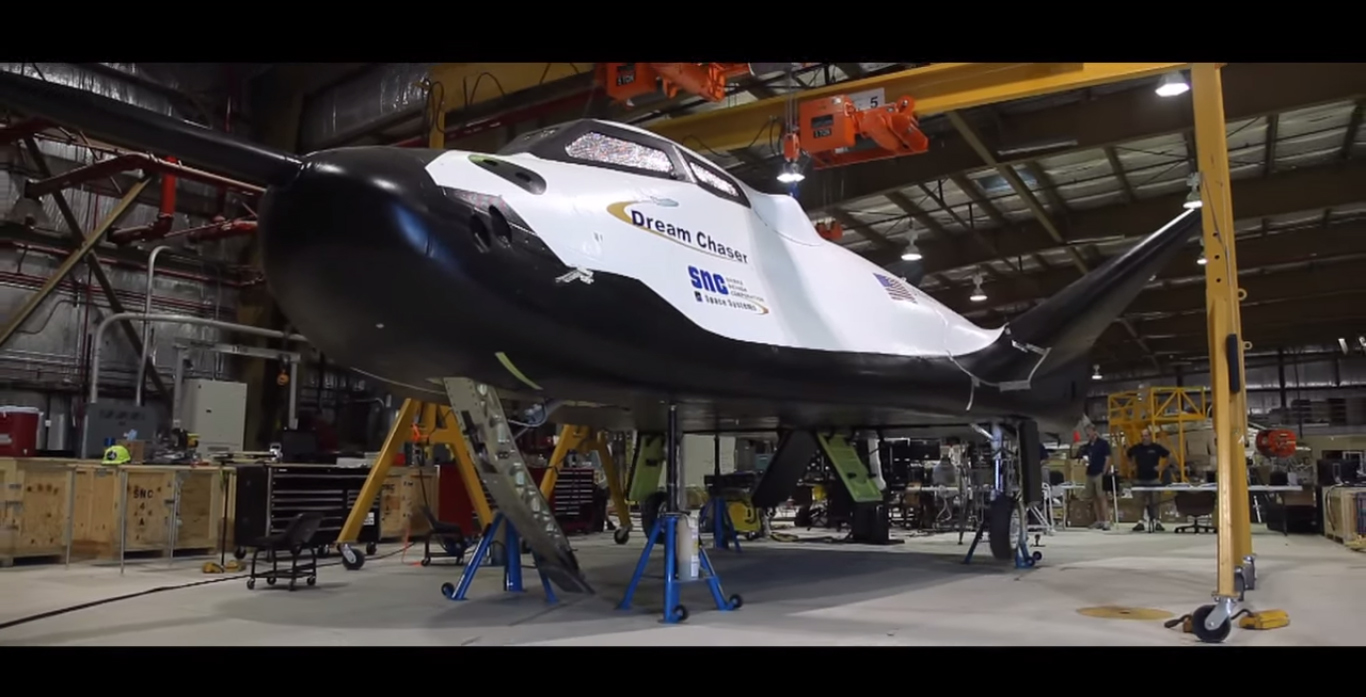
[0,544,414,633]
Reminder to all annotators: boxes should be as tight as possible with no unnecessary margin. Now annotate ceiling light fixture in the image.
[1156,71,1190,98]
[969,274,987,302]
[1340,338,1350,355]
[776,162,804,184]
[1092,364,1103,381]
[901,232,923,261]
[1183,172,1203,209]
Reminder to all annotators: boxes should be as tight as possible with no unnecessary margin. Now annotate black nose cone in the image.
[257,146,449,375]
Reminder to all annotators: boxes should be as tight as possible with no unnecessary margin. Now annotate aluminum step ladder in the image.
[441,378,593,594]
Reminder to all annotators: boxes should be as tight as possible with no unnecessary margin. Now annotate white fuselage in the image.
[423,140,1002,361]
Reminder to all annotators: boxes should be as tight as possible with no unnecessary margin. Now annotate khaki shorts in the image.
[1083,474,1106,500]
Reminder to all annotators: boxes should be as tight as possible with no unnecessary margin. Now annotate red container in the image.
[0,407,41,457]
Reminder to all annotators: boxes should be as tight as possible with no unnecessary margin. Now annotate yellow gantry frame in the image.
[1191,63,1253,600]
[1106,387,1209,482]
[337,398,630,547]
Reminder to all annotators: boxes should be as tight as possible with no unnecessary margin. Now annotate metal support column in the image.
[1192,63,1254,589]
[0,179,149,349]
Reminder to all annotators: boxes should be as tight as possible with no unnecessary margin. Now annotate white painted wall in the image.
[681,434,736,488]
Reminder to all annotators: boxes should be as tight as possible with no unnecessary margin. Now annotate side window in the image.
[683,154,748,207]
[564,131,675,176]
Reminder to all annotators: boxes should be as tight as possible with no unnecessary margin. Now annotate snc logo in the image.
[688,266,728,303]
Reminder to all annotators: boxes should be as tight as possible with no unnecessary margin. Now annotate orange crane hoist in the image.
[787,94,931,170]
[599,63,755,105]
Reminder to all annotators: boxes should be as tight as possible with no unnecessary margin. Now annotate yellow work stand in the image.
[333,399,634,567]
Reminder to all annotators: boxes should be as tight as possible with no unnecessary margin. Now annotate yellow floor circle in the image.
[1077,606,1174,621]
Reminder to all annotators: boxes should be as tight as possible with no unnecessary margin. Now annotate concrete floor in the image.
[0,523,1361,645]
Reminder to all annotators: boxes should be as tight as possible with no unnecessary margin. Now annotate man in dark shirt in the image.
[1081,426,1112,530]
[1127,430,1170,532]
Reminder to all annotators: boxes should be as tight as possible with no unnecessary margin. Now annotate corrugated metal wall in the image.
[0,62,243,446]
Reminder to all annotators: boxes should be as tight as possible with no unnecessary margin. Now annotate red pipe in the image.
[160,157,178,217]
[110,217,257,245]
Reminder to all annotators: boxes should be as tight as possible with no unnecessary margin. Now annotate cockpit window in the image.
[681,152,748,207]
[688,161,737,196]
[564,132,675,175]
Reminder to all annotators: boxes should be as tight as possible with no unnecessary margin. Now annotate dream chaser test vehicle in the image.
[0,69,1200,438]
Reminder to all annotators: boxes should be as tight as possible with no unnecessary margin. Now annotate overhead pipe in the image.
[134,246,173,406]
[110,217,257,245]
[88,312,308,406]
[23,151,263,200]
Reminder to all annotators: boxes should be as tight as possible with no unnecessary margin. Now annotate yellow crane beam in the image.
[646,62,1187,153]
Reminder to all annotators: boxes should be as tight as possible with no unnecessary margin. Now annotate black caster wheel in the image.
[1191,604,1232,644]
[440,582,456,599]
[1032,551,1043,562]
[266,577,277,586]
[614,528,630,545]
[233,547,246,560]
[306,576,317,586]
[341,546,366,571]
[729,594,744,610]
[246,579,256,590]
[365,542,377,555]
[672,605,689,622]
[420,557,432,567]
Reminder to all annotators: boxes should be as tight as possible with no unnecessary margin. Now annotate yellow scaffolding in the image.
[1106,387,1210,482]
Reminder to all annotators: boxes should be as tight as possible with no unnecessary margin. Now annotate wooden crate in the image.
[0,458,79,565]
[379,466,438,541]
[70,464,234,559]
[1323,486,1366,545]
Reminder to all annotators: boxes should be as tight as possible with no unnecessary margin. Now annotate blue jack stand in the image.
[618,512,741,623]
[700,495,742,552]
[439,513,558,604]
[962,498,1043,569]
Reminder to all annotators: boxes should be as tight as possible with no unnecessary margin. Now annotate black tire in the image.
[440,582,456,599]
[673,605,689,622]
[365,542,377,555]
[420,557,432,567]
[266,577,277,586]
[233,547,246,560]
[729,594,744,610]
[641,491,669,542]
[306,576,317,586]
[613,528,630,545]
[1191,604,1232,643]
[341,547,366,571]
[246,579,256,590]
[1032,550,1043,562]
[988,495,1020,562]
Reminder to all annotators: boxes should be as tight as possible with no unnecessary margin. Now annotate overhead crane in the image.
[350,60,1256,642]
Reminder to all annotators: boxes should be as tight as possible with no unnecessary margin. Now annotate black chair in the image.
[247,512,323,590]
[1173,491,1217,534]
[419,506,469,567]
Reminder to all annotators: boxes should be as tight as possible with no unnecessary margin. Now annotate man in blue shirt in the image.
[1081,425,1112,530]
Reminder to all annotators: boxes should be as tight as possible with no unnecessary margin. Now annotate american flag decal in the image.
[874,273,918,303]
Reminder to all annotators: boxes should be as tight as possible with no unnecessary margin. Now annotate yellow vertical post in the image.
[425,404,495,530]
[1191,63,1253,597]
[541,425,592,498]
[591,433,633,531]
[338,398,420,545]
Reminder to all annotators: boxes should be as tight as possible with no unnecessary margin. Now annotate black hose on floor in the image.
[0,545,411,633]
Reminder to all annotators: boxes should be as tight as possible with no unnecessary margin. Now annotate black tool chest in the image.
[233,464,380,550]
[549,466,598,534]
